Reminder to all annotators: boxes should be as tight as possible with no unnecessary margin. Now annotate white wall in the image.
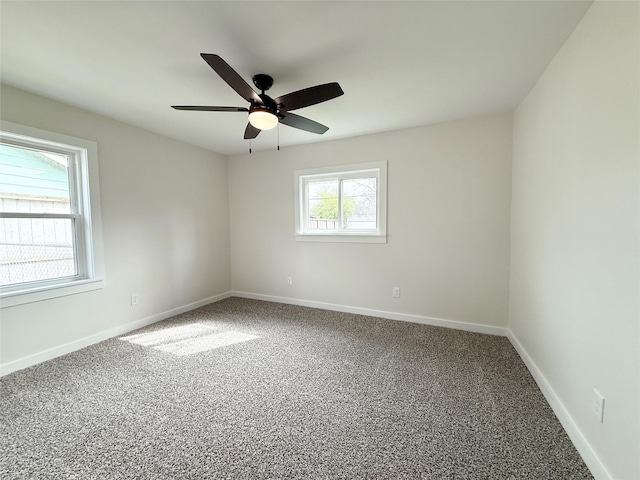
[228,113,512,331]
[509,2,639,479]
[0,85,231,372]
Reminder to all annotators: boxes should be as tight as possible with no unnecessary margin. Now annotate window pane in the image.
[0,217,76,286]
[0,143,71,214]
[307,179,339,230]
[342,177,377,230]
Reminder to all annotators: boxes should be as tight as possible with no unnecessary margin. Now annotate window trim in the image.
[0,121,105,307]
[294,161,387,243]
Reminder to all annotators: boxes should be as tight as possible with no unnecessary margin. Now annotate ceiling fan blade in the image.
[274,83,344,112]
[244,123,261,139]
[279,112,329,134]
[172,106,249,112]
[201,54,261,104]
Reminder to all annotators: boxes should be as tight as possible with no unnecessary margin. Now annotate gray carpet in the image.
[1,297,592,479]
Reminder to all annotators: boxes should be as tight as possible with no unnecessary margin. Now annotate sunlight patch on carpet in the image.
[119,324,259,356]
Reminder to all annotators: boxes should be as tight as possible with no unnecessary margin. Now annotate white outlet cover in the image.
[592,388,605,423]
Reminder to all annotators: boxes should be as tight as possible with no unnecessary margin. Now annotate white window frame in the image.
[294,161,387,243]
[0,121,105,307]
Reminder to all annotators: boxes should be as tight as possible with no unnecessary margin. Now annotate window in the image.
[0,121,105,307]
[294,161,387,243]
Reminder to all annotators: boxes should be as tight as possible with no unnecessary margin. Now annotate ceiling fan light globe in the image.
[248,110,278,130]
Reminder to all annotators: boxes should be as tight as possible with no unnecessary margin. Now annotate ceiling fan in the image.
[172,54,344,140]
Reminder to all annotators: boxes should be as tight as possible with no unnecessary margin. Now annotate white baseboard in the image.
[2,291,503,376]
[231,291,508,337]
[506,330,611,480]
[0,291,231,377]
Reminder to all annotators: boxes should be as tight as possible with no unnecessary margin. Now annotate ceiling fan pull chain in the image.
[249,139,252,154]
[277,122,280,151]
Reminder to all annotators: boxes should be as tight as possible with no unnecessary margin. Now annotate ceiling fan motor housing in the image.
[256,93,279,115]
[249,103,276,116]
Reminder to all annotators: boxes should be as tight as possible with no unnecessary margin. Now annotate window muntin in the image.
[0,122,104,306]
[295,161,387,243]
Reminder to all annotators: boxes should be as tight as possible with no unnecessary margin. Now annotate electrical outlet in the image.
[130,293,139,306]
[287,276,293,286]
[392,287,401,298]
[592,388,605,423]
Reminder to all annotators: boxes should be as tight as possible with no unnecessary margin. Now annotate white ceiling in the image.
[1,1,592,156]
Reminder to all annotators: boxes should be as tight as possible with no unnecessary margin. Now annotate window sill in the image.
[0,277,105,308]
[295,234,387,244]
